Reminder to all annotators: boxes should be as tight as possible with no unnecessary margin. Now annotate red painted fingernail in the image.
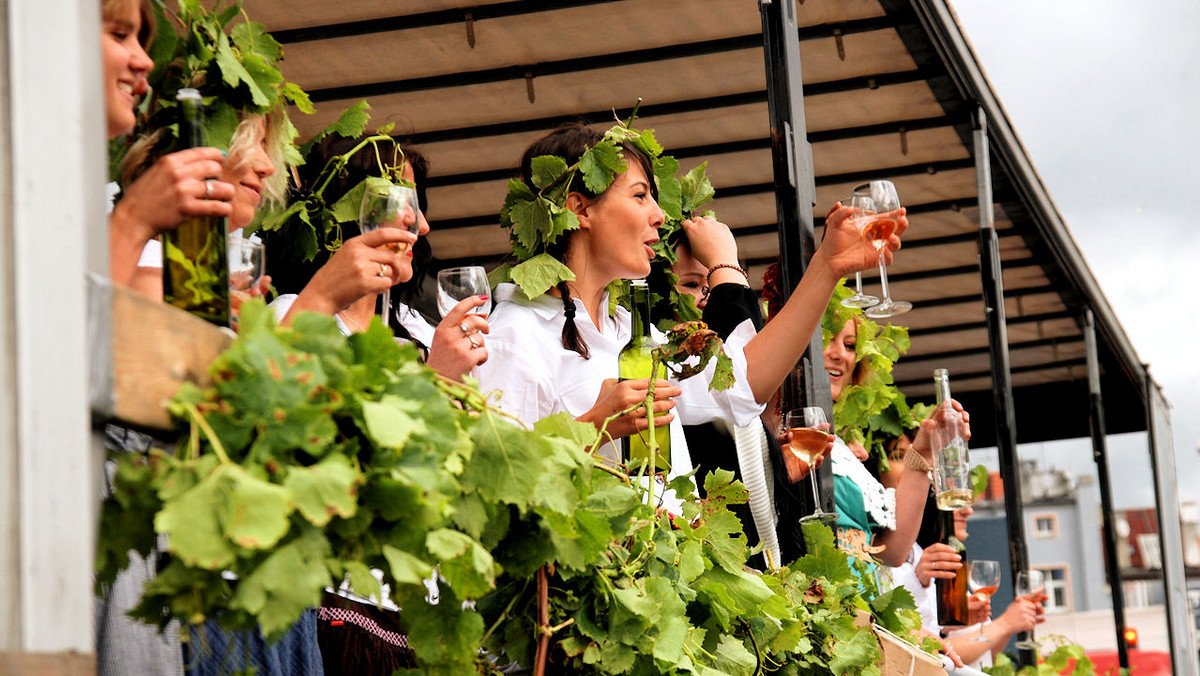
[479,295,489,301]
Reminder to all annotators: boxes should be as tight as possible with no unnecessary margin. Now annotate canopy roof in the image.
[245,0,1151,447]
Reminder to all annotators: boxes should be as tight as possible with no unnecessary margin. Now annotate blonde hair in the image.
[118,108,294,207]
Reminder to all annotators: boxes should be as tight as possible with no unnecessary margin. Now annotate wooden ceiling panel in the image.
[804,82,948,134]
[799,30,917,85]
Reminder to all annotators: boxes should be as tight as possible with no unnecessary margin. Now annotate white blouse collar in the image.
[831,437,896,531]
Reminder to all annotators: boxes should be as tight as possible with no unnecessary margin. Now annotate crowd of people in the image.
[97,0,1045,673]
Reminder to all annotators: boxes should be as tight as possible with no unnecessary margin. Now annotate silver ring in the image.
[377,263,389,277]
[468,335,481,349]
[204,180,214,198]
[459,322,471,334]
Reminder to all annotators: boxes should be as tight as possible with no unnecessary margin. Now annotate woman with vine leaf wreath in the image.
[265,134,490,382]
[811,281,971,583]
[476,122,906,514]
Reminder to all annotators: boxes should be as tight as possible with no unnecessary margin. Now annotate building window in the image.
[1035,566,1072,613]
[1032,513,1059,539]
[1136,533,1163,569]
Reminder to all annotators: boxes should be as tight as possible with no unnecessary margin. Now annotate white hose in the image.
[733,422,781,568]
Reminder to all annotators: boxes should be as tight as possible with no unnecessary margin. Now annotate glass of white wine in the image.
[785,407,835,525]
[967,560,1001,642]
[436,266,491,318]
[840,190,880,310]
[855,180,911,318]
[359,182,420,328]
[1014,569,1046,650]
[228,233,264,297]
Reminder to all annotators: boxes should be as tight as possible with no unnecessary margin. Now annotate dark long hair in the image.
[517,122,656,358]
[263,135,432,345]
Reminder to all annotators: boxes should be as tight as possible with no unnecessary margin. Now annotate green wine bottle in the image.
[618,279,671,473]
[161,88,229,325]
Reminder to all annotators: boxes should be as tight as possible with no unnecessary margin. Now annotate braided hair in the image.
[518,122,657,358]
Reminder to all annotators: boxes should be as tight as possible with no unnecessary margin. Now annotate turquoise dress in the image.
[829,438,895,560]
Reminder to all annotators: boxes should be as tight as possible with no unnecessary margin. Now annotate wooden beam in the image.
[106,281,231,431]
[0,652,95,676]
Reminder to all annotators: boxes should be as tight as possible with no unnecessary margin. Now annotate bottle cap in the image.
[176,88,202,102]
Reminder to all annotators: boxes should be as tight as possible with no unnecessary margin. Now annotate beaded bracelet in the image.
[706,263,748,285]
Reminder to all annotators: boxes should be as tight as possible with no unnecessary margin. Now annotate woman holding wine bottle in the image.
[477,123,904,511]
[822,310,970,568]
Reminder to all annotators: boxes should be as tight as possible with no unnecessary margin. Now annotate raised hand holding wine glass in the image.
[840,189,880,309]
[359,181,420,328]
[855,180,911,318]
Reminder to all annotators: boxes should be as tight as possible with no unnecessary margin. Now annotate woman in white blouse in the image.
[476,123,907,503]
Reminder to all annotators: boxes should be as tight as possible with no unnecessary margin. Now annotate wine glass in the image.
[228,233,265,296]
[839,191,880,309]
[436,266,492,318]
[854,181,911,318]
[785,407,835,526]
[359,182,420,328]
[967,560,1001,642]
[1013,569,1046,650]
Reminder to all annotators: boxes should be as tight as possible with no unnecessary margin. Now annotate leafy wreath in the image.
[822,281,928,467]
[492,105,717,328]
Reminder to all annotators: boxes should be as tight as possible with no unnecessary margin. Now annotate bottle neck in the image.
[941,509,964,551]
[179,100,206,149]
[934,374,952,405]
[629,283,652,341]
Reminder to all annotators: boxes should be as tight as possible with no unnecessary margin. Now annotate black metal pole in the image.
[972,107,1034,664]
[1084,309,1130,670]
[758,0,832,512]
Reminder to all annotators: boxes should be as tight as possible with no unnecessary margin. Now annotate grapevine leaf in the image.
[653,155,683,221]
[382,544,434,586]
[971,464,990,497]
[230,527,331,641]
[827,620,881,675]
[220,464,293,550]
[154,466,237,570]
[300,100,371,157]
[230,20,281,62]
[530,155,568,190]
[204,102,240,152]
[460,411,549,508]
[506,193,552,251]
[214,31,270,108]
[331,176,384,224]
[240,52,285,110]
[509,253,575,300]
[680,161,716,214]
[281,81,316,116]
[712,634,757,676]
[361,395,428,449]
[634,128,664,158]
[426,528,498,599]
[579,142,625,194]
[343,560,382,602]
[283,452,362,527]
[533,412,600,449]
[401,587,484,672]
[546,202,581,245]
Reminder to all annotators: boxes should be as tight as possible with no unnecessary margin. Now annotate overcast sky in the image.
[949,0,1200,510]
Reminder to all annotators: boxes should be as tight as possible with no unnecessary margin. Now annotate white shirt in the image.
[889,542,940,632]
[475,283,765,512]
[395,302,436,347]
